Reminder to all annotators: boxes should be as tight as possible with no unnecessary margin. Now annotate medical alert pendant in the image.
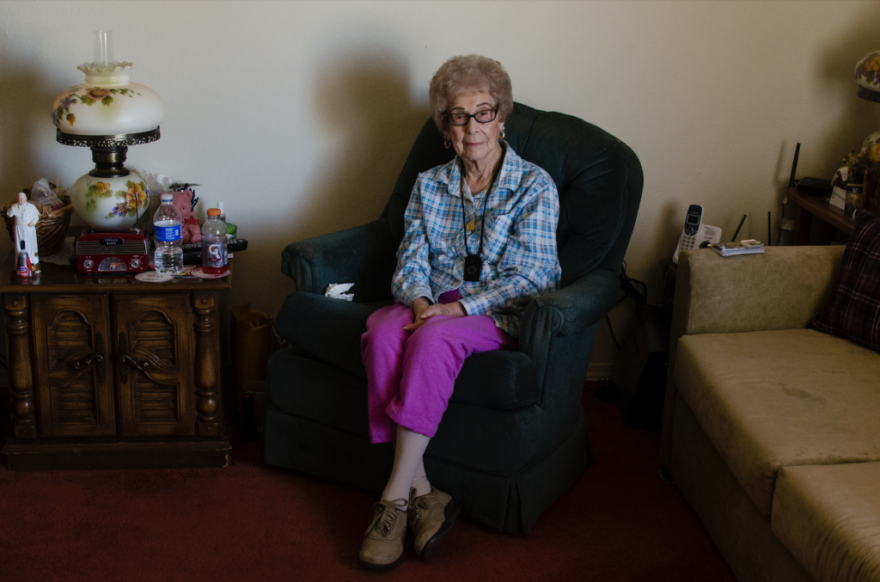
[466,221,476,232]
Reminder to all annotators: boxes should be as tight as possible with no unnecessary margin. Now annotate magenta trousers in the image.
[360,290,517,444]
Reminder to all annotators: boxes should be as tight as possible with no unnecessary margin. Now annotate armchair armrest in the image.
[519,267,619,390]
[281,219,398,303]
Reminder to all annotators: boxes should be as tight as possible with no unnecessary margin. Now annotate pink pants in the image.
[361,290,517,444]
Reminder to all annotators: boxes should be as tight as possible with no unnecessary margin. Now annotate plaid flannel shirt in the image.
[391,143,561,338]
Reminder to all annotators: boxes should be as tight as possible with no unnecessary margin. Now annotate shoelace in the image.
[410,496,428,525]
[369,499,407,536]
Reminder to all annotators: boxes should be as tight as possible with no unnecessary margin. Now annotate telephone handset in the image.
[672,204,722,264]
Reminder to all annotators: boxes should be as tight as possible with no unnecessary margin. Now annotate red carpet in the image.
[0,385,735,582]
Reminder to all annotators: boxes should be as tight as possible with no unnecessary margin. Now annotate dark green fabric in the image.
[270,341,539,415]
[267,347,370,437]
[281,220,397,302]
[267,103,642,534]
[264,351,592,534]
[273,293,390,380]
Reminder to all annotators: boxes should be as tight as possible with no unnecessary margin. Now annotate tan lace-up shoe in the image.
[359,498,409,570]
[408,487,462,560]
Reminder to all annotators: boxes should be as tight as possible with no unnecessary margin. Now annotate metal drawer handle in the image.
[120,354,151,375]
[69,332,106,384]
[70,354,104,371]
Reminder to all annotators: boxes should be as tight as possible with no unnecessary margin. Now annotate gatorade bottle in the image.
[201,208,228,274]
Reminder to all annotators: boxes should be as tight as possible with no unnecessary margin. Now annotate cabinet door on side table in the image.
[114,294,195,437]
[31,294,115,438]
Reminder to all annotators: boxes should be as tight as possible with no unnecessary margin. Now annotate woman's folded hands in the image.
[403,297,467,332]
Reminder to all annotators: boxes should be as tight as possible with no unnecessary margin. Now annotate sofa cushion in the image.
[811,208,880,352]
[675,328,880,516]
[772,462,880,582]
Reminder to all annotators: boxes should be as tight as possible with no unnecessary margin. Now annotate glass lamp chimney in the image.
[93,30,113,65]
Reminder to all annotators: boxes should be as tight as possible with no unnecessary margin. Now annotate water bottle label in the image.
[155,224,181,242]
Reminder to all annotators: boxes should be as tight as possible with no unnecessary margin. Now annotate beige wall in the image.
[1,1,878,376]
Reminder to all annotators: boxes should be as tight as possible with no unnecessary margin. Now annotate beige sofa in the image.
[661,245,880,582]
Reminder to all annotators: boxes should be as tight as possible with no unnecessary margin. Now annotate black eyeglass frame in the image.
[444,106,499,127]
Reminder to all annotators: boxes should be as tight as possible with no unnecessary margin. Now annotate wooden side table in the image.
[0,256,233,471]
[787,187,854,245]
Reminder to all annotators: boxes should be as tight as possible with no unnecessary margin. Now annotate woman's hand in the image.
[403,297,466,332]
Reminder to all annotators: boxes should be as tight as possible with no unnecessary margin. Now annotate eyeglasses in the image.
[445,107,498,126]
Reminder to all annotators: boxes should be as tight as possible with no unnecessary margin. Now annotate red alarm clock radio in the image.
[75,229,150,274]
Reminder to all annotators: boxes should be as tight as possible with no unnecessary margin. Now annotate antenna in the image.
[731,214,747,242]
[789,143,801,187]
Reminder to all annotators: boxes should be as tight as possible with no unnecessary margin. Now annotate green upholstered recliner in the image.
[264,103,643,534]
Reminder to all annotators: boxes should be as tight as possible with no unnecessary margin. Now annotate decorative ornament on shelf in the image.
[51,30,164,231]
[855,50,880,103]
[839,51,880,217]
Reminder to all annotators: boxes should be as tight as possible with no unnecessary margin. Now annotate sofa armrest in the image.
[660,244,845,469]
[519,268,619,390]
[674,245,844,337]
[281,219,398,303]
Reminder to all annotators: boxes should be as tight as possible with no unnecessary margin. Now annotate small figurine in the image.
[7,192,40,271]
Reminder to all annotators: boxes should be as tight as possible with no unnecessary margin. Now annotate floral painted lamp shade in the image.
[51,31,164,231]
[52,61,164,136]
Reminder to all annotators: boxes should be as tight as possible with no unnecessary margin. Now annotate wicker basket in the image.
[3,186,74,257]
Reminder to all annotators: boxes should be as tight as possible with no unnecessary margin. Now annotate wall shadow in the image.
[759,4,880,246]
[299,49,430,240]
[813,2,880,174]
[0,41,59,262]
[764,2,880,247]
[257,47,430,302]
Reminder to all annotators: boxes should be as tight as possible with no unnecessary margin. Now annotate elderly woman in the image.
[359,54,561,569]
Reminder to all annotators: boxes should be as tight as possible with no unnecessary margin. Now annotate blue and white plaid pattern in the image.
[392,143,562,338]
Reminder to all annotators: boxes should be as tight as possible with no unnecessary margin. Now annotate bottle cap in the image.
[207,208,221,216]
[160,193,173,202]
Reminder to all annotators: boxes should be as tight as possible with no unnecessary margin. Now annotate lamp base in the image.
[58,129,158,231]
[70,168,149,232]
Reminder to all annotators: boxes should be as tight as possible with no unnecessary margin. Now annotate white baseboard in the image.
[585,362,614,382]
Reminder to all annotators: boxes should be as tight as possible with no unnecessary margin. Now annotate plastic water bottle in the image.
[153,193,183,274]
[201,208,228,274]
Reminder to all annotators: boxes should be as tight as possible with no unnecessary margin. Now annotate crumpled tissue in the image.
[325,283,354,301]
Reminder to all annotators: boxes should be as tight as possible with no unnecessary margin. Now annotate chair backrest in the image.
[380,103,643,287]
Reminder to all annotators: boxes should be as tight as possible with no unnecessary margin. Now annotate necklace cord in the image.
[459,173,495,258]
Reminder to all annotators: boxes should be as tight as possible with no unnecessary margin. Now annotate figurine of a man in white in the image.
[7,192,40,269]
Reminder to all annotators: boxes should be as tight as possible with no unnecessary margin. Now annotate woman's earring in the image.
[500,130,506,139]
[444,139,451,149]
